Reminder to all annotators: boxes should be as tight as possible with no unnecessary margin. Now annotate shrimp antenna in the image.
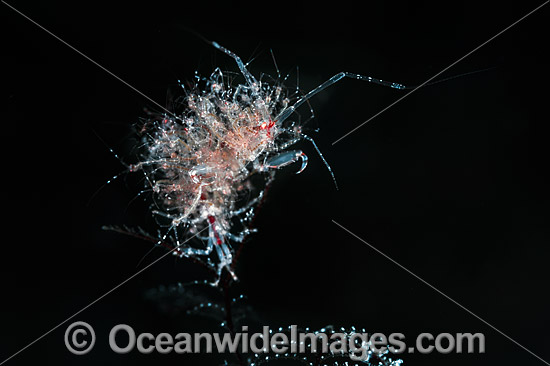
[210,41,259,87]
[177,27,259,87]
[277,72,405,124]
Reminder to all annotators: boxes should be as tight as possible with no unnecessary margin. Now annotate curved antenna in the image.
[301,134,338,190]
[211,41,259,88]
[176,27,260,88]
[276,67,495,124]
[276,72,404,123]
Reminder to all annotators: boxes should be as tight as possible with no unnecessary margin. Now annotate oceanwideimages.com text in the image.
[65,322,485,360]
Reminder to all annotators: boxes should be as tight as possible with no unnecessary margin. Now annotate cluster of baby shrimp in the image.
[130,43,314,283]
[125,41,403,284]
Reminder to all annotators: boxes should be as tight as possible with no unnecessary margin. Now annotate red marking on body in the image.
[255,119,277,137]
[208,216,223,245]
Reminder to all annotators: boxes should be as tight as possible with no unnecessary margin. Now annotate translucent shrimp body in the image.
[129,41,403,283]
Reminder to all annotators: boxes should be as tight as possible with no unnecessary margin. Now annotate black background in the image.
[2,0,549,365]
